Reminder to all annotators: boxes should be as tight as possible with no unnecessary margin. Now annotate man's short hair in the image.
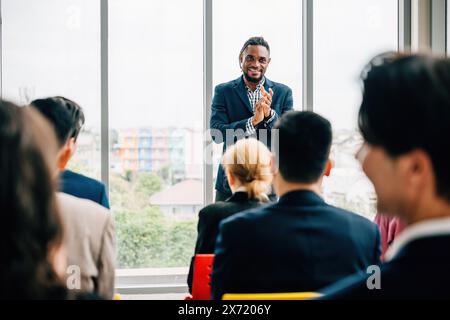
[30,96,85,147]
[358,53,450,202]
[54,96,85,141]
[30,97,74,147]
[274,111,332,183]
[239,37,270,61]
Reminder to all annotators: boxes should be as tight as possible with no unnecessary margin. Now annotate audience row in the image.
[1,52,450,299]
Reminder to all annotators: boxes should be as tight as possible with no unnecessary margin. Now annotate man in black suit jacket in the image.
[320,53,450,299]
[211,111,381,299]
[31,97,110,208]
[210,36,293,201]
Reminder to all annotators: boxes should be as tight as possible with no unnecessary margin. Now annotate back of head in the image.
[274,111,332,183]
[0,100,64,299]
[30,96,85,146]
[54,96,85,141]
[222,138,273,201]
[359,53,450,202]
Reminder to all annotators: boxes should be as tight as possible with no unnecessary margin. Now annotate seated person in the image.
[29,98,115,299]
[211,111,381,300]
[0,100,97,299]
[321,53,450,299]
[31,96,109,208]
[187,138,273,293]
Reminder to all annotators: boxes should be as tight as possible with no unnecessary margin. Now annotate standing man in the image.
[210,36,293,201]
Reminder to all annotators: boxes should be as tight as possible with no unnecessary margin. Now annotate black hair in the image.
[55,96,85,141]
[239,36,270,65]
[274,111,332,183]
[30,96,84,146]
[358,52,450,201]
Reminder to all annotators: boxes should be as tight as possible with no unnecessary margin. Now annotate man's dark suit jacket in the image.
[60,169,110,209]
[211,190,381,300]
[210,76,293,196]
[320,235,450,299]
[187,191,265,293]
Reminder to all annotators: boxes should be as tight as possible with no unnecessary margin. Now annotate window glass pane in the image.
[447,2,450,55]
[213,0,302,192]
[109,0,203,270]
[2,0,101,180]
[313,0,398,220]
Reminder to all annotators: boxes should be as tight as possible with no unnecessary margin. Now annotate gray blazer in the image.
[57,192,116,299]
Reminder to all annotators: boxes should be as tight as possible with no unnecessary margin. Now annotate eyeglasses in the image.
[355,142,370,164]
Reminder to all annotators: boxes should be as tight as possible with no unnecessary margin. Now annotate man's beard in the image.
[243,70,263,84]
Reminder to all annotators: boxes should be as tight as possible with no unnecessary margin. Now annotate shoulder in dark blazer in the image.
[60,169,110,209]
[187,191,266,293]
[211,190,381,300]
[320,235,450,299]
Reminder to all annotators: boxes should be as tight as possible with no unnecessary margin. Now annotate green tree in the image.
[135,172,163,197]
[110,171,197,268]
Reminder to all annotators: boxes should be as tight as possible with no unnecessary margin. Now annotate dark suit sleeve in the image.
[264,86,293,130]
[211,219,236,300]
[100,184,110,209]
[210,85,252,143]
[373,225,382,266]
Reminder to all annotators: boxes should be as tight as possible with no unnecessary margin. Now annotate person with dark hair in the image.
[30,97,116,299]
[321,53,450,299]
[0,100,96,299]
[211,111,380,299]
[31,97,109,208]
[210,36,293,201]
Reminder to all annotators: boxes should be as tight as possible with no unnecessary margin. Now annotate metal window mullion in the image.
[431,0,446,54]
[203,0,213,206]
[302,0,313,112]
[101,0,109,194]
[399,0,412,52]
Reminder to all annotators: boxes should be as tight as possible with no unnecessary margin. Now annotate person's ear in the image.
[324,159,333,177]
[68,137,77,157]
[402,149,433,192]
[57,142,72,171]
[267,57,271,65]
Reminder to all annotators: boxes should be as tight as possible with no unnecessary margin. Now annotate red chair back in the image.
[191,254,214,300]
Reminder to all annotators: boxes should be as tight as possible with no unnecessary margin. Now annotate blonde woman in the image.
[187,138,273,293]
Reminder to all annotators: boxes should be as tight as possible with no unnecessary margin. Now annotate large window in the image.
[313,0,398,220]
[109,0,203,270]
[2,0,101,179]
[212,0,302,191]
[213,0,302,105]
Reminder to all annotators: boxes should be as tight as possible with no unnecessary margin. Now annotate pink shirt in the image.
[374,214,406,261]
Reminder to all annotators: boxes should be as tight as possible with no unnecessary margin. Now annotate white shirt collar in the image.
[384,216,450,261]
